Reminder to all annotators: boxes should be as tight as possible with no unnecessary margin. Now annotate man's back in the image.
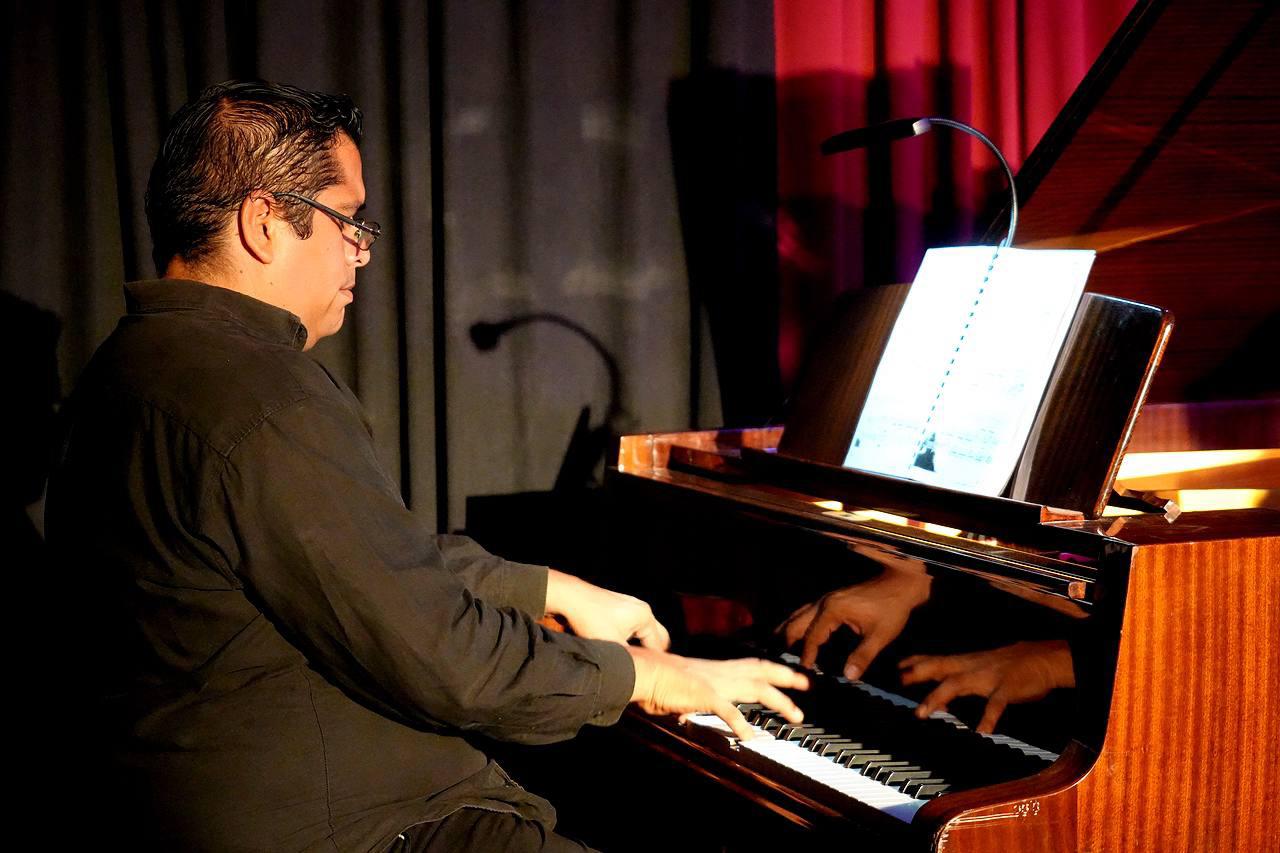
[47,280,579,850]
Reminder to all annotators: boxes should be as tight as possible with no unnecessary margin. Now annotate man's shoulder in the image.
[85,309,348,456]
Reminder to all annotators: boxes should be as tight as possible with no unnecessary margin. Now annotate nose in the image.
[353,245,371,268]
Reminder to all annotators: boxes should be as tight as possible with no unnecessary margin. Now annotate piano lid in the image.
[1006,0,1280,404]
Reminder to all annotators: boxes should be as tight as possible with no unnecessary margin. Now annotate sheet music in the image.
[843,246,1095,495]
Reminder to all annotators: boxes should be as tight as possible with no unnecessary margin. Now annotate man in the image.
[46,81,806,851]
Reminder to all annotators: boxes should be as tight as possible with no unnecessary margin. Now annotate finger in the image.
[779,604,816,647]
[915,676,973,718]
[800,614,840,670]
[977,689,1008,734]
[713,698,757,741]
[900,655,968,686]
[754,659,811,692]
[634,616,671,651]
[900,657,945,685]
[754,684,804,724]
[843,626,895,681]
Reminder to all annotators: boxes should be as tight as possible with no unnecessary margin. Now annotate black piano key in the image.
[800,731,845,749]
[862,759,912,779]
[915,782,952,798]
[901,778,947,797]
[760,716,786,733]
[883,769,934,787]
[719,645,1058,799]
[872,763,919,783]
[838,750,886,768]
[797,679,1048,790]
[814,739,861,757]
[777,724,822,741]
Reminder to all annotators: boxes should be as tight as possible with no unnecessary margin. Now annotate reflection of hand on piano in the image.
[543,568,671,650]
[778,544,932,680]
[899,639,1075,734]
[626,646,810,741]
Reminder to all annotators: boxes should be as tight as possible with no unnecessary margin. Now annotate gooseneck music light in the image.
[820,117,1019,248]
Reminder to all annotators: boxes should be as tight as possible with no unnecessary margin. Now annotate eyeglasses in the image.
[272,191,382,251]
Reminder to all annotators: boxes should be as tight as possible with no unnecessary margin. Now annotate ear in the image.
[237,191,280,264]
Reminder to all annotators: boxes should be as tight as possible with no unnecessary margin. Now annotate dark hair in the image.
[145,80,363,273]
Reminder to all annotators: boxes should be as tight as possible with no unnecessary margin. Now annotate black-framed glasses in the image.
[273,191,382,251]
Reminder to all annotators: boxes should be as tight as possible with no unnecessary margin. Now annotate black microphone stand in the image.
[469,313,625,490]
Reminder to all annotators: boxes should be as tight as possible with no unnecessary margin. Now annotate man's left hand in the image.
[544,569,671,650]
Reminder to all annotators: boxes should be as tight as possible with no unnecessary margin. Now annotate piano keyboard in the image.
[682,665,1060,824]
[685,710,930,822]
[846,676,1060,764]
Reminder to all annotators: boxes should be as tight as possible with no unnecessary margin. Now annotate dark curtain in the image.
[2,1,777,533]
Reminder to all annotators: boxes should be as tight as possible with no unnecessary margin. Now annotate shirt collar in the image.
[125,279,309,350]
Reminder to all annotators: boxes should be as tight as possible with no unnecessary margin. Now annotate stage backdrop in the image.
[1,1,774,533]
[773,0,1136,382]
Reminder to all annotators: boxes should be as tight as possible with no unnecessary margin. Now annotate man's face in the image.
[273,135,370,348]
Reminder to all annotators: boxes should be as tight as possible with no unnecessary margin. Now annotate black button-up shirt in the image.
[46,280,633,851]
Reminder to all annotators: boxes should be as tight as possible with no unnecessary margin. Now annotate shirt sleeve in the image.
[434,534,549,618]
[210,392,634,744]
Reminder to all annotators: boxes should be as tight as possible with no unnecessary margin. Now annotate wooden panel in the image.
[934,530,1280,852]
[1072,533,1280,852]
[915,743,1091,852]
[616,426,783,474]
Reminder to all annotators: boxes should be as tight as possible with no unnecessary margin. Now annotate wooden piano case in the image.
[607,424,1278,852]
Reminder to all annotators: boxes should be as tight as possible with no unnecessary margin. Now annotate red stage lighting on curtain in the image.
[772,0,1136,386]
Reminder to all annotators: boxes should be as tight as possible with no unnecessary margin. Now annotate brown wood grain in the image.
[1073,533,1280,852]
[616,426,783,474]
[934,532,1280,852]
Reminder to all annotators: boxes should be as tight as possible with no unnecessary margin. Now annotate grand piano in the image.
[562,1,1279,850]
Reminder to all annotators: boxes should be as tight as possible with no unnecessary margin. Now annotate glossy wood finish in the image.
[617,425,783,474]
[933,531,1280,853]
[608,425,1280,852]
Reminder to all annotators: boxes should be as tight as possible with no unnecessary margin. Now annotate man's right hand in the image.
[626,646,810,741]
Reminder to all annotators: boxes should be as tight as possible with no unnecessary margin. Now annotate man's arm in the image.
[212,391,805,743]
[544,568,671,649]
[435,533,549,617]
[211,393,634,744]
[436,538,671,651]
